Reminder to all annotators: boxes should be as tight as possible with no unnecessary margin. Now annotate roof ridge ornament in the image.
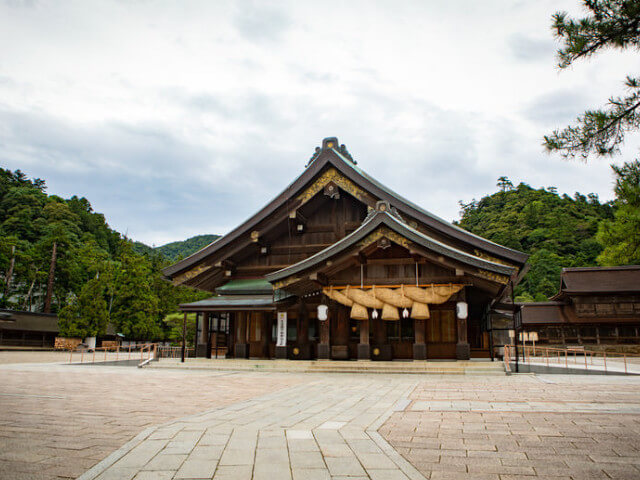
[305,137,357,167]
[366,200,405,223]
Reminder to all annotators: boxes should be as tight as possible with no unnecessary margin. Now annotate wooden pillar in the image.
[318,305,331,360]
[413,317,427,360]
[358,318,370,360]
[205,313,212,359]
[234,312,248,358]
[331,306,349,359]
[296,302,310,359]
[456,289,471,360]
[181,312,187,363]
[193,313,200,355]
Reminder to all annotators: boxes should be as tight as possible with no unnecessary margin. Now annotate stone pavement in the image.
[0,361,306,480]
[81,375,423,480]
[3,353,640,480]
[383,375,640,480]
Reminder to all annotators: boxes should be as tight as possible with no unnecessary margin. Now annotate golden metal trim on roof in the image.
[172,264,212,286]
[296,167,372,205]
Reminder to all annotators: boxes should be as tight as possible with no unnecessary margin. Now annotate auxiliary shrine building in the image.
[164,138,529,361]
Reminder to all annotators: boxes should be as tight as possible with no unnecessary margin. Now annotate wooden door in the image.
[426,309,457,358]
[248,312,266,358]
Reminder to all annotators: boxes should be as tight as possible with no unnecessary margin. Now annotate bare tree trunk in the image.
[22,276,36,310]
[44,242,57,314]
[3,245,15,300]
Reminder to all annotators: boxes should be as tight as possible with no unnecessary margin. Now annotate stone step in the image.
[151,358,506,375]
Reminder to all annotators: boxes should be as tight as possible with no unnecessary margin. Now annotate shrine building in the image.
[163,137,529,361]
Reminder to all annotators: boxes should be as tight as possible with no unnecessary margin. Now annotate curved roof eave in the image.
[265,210,516,283]
[165,145,528,278]
[329,148,528,265]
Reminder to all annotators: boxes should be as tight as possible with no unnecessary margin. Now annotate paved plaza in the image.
[0,355,639,480]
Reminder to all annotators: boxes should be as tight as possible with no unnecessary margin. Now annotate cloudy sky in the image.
[1,0,638,246]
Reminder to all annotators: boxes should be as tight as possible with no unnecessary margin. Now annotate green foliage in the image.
[155,234,220,261]
[544,1,640,158]
[58,278,109,338]
[457,178,614,300]
[162,312,197,345]
[597,160,640,264]
[0,167,209,340]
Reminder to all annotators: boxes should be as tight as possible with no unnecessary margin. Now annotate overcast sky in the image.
[1,0,639,246]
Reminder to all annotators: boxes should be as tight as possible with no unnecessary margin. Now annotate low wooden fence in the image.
[504,344,640,374]
[156,345,195,359]
[69,343,157,365]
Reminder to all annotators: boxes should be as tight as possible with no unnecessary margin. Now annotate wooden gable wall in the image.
[227,190,368,279]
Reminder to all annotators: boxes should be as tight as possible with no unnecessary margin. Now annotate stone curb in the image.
[75,425,157,480]
[365,381,428,480]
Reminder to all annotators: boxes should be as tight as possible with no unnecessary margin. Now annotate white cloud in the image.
[0,0,638,245]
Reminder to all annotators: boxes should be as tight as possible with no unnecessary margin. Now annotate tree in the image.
[162,312,197,345]
[544,0,640,159]
[109,243,162,340]
[58,278,109,338]
[597,159,640,264]
[457,178,614,300]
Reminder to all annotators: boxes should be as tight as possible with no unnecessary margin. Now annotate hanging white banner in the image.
[276,312,287,347]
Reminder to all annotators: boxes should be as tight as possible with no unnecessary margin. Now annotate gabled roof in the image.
[265,204,516,284]
[551,265,640,299]
[164,137,528,279]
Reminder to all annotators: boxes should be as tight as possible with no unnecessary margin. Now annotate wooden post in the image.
[181,312,187,363]
[358,318,370,360]
[213,316,218,359]
[318,305,331,360]
[205,313,212,359]
[413,317,427,360]
[193,313,200,356]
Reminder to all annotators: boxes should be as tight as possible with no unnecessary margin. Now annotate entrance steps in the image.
[150,358,506,375]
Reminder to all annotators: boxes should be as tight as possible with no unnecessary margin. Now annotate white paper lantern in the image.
[456,301,468,319]
[317,304,328,321]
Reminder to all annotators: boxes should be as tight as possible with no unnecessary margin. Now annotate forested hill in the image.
[0,168,208,340]
[456,177,615,302]
[134,234,221,261]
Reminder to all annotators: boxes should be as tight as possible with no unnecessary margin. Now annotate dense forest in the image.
[0,168,208,341]
[456,160,640,301]
[133,234,220,261]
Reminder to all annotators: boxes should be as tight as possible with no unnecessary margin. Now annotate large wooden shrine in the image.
[164,137,529,360]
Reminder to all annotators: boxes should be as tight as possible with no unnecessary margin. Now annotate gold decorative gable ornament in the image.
[297,167,372,205]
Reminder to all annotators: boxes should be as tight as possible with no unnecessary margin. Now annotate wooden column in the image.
[205,313,212,359]
[260,312,269,358]
[413,317,427,360]
[181,312,187,363]
[358,318,370,360]
[331,307,349,359]
[297,302,310,359]
[318,305,331,360]
[193,313,200,355]
[456,289,471,360]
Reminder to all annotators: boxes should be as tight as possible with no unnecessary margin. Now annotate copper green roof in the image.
[215,279,273,295]
[180,295,275,311]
